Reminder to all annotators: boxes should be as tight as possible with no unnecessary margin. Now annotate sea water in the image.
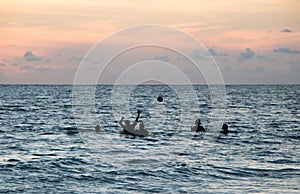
[0,85,299,193]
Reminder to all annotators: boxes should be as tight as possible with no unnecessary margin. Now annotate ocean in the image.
[0,84,299,193]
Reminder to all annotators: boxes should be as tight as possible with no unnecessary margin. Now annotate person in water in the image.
[221,123,228,134]
[119,110,148,136]
[191,118,206,132]
[119,117,137,132]
[95,124,100,132]
[220,123,233,134]
[137,123,149,137]
[119,110,140,130]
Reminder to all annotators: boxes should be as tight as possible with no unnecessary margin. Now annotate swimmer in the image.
[136,123,149,137]
[119,117,137,132]
[119,110,148,137]
[221,123,228,134]
[95,124,100,132]
[191,118,206,132]
[220,123,236,134]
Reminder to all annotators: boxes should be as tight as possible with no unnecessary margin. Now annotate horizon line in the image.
[0,83,299,86]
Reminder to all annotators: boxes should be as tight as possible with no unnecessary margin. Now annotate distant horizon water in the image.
[0,83,299,85]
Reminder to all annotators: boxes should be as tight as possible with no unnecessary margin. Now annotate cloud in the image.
[20,66,34,71]
[256,55,267,60]
[208,48,218,56]
[208,48,228,57]
[23,51,41,61]
[69,56,84,62]
[240,48,255,60]
[255,55,275,62]
[19,65,55,72]
[281,28,292,33]
[12,63,18,67]
[150,56,170,62]
[191,49,211,60]
[0,63,6,67]
[273,48,300,54]
[35,67,55,72]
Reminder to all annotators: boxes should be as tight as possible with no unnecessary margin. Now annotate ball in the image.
[157,96,163,102]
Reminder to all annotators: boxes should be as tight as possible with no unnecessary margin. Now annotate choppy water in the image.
[0,85,299,193]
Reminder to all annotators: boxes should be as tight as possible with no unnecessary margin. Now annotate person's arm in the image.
[119,117,125,128]
[135,110,141,122]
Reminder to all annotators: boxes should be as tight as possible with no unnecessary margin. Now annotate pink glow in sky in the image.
[0,0,299,83]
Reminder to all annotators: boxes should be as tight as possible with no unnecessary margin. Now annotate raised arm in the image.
[135,110,141,122]
[119,117,126,128]
[197,119,201,128]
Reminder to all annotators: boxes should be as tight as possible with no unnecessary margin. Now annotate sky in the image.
[0,0,300,84]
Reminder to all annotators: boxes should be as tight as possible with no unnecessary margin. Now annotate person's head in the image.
[222,123,228,131]
[95,124,100,132]
[125,120,130,126]
[195,119,201,125]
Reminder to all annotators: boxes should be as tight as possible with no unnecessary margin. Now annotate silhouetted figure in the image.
[220,123,237,134]
[137,123,149,137]
[221,123,229,134]
[135,110,141,122]
[119,110,148,137]
[119,117,137,132]
[95,124,100,132]
[191,118,205,132]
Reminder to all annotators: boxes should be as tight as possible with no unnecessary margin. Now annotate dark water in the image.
[0,85,299,193]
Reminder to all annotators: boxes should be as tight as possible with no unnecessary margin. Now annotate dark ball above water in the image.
[157,96,163,102]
